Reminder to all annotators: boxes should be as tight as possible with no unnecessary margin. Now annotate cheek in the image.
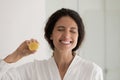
[51,32,60,40]
[74,35,79,45]
[74,34,78,40]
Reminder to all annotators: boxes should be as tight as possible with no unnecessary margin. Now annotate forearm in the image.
[4,50,23,63]
[3,39,37,63]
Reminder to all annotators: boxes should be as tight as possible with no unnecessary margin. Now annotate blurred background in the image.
[0,0,120,80]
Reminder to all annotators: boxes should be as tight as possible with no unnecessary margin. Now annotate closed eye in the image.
[70,27,78,33]
[70,30,77,33]
[58,28,64,31]
[57,26,65,31]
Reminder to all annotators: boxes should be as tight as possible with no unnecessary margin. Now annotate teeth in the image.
[61,41,71,44]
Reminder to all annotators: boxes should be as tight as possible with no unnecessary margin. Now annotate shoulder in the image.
[31,57,53,68]
[75,55,102,72]
[15,58,52,75]
[16,58,51,70]
[34,57,52,65]
[75,55,103,79]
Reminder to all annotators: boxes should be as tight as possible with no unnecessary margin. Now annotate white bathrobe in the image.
[0,55,103,80]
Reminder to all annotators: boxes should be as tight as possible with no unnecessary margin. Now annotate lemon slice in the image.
[28,42,39,51]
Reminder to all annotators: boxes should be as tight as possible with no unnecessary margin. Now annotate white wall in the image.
[45,0,78,17]
[0,0,49,66]
[105,0,120,80]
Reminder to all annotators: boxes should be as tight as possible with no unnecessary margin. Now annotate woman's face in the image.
[50,16,78,52]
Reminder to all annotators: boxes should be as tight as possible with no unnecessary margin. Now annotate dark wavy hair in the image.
[44,8,85,51]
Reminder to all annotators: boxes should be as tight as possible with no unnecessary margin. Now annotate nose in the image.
[63,30,70,39]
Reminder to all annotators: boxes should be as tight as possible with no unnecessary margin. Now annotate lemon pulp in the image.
[28,42,39,51]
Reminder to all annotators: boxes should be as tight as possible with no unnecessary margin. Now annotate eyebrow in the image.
[71,27,78,30]
[57,26,65,28]
[57,26,77,29]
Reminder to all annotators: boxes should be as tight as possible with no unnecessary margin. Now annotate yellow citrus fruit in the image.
[28,42,39,51]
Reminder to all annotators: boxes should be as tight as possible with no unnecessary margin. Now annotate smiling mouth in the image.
[60,40,72,45]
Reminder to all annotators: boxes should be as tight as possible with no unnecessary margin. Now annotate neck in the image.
[53,50,74,68]
[53,50,75,79]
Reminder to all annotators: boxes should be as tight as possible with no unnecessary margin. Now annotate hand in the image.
[4,39,39,63]
[16,39,39,57]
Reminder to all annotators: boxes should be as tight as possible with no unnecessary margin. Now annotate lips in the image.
[60,40,72,45]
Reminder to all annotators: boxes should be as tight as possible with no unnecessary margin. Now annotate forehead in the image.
[55,16,78,28]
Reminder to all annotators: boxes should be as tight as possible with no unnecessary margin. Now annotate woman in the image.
[0,8,103,80]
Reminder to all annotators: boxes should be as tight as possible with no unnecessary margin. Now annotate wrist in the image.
[4,51,23,63]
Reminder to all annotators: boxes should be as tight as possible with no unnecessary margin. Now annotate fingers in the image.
[22,49,36,56]
[26,39,39,45]
[31,39,39,44]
